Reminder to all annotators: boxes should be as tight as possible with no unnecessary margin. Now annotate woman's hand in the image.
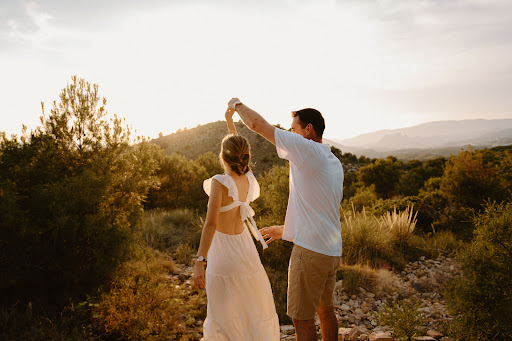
[225,107,237,134]
[193,261,206,289]
[259,225,284,245]
[225,107,235,119]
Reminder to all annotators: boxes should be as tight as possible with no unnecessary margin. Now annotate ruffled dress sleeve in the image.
[247,171,260,202]
[203,174,238,201]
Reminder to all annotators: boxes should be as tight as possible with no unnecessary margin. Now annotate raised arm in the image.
[225,108,237,135]
[228,98,276,146]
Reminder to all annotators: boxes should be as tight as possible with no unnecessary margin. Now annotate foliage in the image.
[145,152,216,211]
[445,202,512,340]
[377,298,427,340]
[253,164,290,223]
[0,301,93,341]
[337,264,376,294]
[92,250,206,340]
[341,207,399,268]
[357,156,404,198]
[139,209,203,253]
[347,185,379,211]
[415,230,462,258]
[0,76,159,306]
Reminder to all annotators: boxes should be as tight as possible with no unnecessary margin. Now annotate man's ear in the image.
[306,123,314,137]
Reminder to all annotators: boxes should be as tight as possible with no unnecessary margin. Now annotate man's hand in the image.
[193,261,206,289]
[228,97,241,110]
[259,225,284,245]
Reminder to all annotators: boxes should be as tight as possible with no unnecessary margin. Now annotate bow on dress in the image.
[222,200,268,249]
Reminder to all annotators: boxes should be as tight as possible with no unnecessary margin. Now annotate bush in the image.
[445,202,512,340]
[140,209,202,253]
[341,207,405,268]
[92,250,206,340]
[415,230,462,258]
[0,301,92,341]
[337,264,376,294]
[377,298,427,340]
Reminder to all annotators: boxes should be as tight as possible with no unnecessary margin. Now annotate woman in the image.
[193,108,280,341]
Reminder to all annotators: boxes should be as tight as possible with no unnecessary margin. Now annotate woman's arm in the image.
[193,179,223,289]
[225,108,237,134]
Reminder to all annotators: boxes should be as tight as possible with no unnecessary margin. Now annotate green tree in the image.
[445,202,512,340]
[0,76,158,306]
[357,156,404,199]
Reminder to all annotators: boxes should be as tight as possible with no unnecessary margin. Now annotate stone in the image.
[413,337,436,341]
[339,327,352,340]
[355,308,364,315]
[426,330,444,339]
[369,332,394,341]
[280,325,295,335]
[341,304,351,311]
[347,327,362,341]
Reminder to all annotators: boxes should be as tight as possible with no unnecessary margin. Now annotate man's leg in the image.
[317,305,338,341]
[292,318,317,341]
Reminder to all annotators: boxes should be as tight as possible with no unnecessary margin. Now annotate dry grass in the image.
[342,205,420,269]
[381,205,417,248]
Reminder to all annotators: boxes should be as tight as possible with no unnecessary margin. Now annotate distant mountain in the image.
[334,119,512,150]
[327,119,512,160]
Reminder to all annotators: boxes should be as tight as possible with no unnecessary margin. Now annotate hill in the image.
[151,121,286,175]
[328,119,512,160]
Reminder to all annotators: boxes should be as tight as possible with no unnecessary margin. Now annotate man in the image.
[227,98,344,341]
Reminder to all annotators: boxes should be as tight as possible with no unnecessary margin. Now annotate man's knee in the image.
[317,305,335,319]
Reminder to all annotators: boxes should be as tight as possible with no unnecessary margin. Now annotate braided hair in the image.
[220,134,251,175]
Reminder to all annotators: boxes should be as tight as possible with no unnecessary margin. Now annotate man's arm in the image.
[228,98,276,146]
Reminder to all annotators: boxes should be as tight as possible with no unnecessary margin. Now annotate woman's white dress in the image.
[202,172,280,341]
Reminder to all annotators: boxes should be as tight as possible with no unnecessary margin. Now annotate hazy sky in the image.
[1,0,512,140]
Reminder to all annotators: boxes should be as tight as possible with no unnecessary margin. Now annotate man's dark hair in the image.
[291,108,325,138]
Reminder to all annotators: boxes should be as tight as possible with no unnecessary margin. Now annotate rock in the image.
[280,325,295,335]
[369,332,394,341]
[413,337,436,341]
[347,327,362,341]
[341,304,351,311]
[339,327,352,336]
[426,329,444,339]
[355,308,364,315]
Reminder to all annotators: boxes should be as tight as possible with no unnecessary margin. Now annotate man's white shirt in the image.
[274,128,344,257]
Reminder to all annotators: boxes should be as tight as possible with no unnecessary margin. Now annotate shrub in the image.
[337,264,376,294]
[377,298,427,341]
[140,209,202,253]
[415,230,462,258]
[381,205,417,251]
[341,207,404,268]
[92,250,206,340]
[174,243,195,266]
[444,202,512,340]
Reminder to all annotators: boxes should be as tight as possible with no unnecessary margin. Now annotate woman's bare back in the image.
[216,173,250,235]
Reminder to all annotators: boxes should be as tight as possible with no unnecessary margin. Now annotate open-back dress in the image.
[201,171,280,341]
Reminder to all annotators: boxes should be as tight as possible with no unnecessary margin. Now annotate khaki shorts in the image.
[287,245,341,320]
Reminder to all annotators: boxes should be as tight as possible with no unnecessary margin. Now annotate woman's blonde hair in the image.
[220,134,251,175]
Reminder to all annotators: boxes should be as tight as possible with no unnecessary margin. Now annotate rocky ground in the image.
[174,255,460,340]
[280,255,460,340]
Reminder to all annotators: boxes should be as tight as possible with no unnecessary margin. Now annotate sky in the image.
[1,0,512,140]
